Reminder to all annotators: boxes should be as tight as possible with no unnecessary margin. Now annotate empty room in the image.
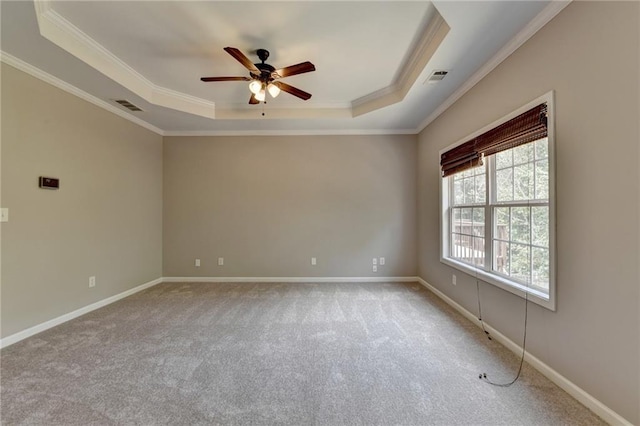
[1,1,638,424]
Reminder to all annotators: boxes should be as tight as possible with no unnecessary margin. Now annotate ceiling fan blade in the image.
[273,62,316,79]
[201,76,251,82]
[249,94,260,104]
[224,47,260,74]
[272,81,312,101]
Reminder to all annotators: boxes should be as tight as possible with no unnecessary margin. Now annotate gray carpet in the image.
[1,282,604,425]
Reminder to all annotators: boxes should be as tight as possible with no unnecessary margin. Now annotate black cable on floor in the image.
[476,280,492,340]
[476,278,529,387]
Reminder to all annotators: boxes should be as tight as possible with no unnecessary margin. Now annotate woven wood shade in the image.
[441,103,548,177]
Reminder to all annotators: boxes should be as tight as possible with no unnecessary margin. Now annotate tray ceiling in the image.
[0,1,568,135]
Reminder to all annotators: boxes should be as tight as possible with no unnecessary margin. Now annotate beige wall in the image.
[163,135,417,278]
[417,2,639,423]
[1,63,163,338]
[1,2,638,422]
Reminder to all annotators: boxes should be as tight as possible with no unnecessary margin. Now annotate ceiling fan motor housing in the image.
[253,49,275,82]
[253,63,276,81]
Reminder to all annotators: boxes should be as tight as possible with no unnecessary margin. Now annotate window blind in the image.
[440,103,548,177]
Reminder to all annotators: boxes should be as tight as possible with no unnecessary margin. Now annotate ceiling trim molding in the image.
[32,1,451,122]
[1,51,416,137]
[415,0,572,134]
[33,0,217,119]
[0,51,165,135]
[351,10,450,117]
[163,129,417,137]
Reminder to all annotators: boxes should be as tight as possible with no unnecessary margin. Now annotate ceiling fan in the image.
[201,47,316,104]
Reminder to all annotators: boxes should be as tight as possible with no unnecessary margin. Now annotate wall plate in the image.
[39,176,59,189]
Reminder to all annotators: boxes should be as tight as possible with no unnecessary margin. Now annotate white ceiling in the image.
[0,1,566,135]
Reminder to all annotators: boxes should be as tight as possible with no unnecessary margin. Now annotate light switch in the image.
[0,208,7,222]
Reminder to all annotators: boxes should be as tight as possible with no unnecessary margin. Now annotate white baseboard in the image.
[0,277,163,349]
[416,277,632,426]
[162,276,421,283]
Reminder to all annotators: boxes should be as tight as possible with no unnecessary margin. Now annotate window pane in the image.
[451,233,460,257]
[532,206,549,247]
[513,143,534,165]
[474,238,485,267]
[532,247,549,289]
[454,234,473,262]
[452,208,462,234]
[473,207,484,224]
[461,207,473,231]
[535,138,548,160]
[453,178,463,205]
[473,208,484,237]
[494,240,509,275]
[463,178,473,204]
[513,163,533,200]
[511,207,530,244]
[510,243,531,283]
[496,150,512,169]
[495,207,510,241]
[475,175,486,203]
[535,159,549,200]
[496,168,513,202]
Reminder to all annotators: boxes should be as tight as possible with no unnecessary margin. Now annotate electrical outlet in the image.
[372,265,378,273]
[379,257,385,266]
[89,276,96,288]
[218,257,224,266]
[452,274,457,285]
[372,258,377,265]
[311,257,317,266]
[195,259,200,267]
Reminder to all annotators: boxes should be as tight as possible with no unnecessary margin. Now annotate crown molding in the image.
[33,0,217,120]
[17,1,570,136]
[415,0,572,133]
[32,0,451,122]
[2,51,415,137]
[0,51,165,135]
[163,128,417,137]
[352,10,450,117]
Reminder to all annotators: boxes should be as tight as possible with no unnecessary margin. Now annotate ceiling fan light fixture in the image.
[267,83,280,98]
[249,79,262,95]
[201,47,315,105]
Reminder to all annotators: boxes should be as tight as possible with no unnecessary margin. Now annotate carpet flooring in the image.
[1,282,605,425]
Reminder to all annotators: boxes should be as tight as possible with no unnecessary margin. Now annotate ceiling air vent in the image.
[425,70,448,84]
[114,99,143,112]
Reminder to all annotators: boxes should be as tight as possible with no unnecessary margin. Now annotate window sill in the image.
[440,256,556,311]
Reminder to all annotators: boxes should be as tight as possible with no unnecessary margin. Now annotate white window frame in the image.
[439,91,556,311]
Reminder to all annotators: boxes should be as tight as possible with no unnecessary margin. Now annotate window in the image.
[440,93,555,310]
